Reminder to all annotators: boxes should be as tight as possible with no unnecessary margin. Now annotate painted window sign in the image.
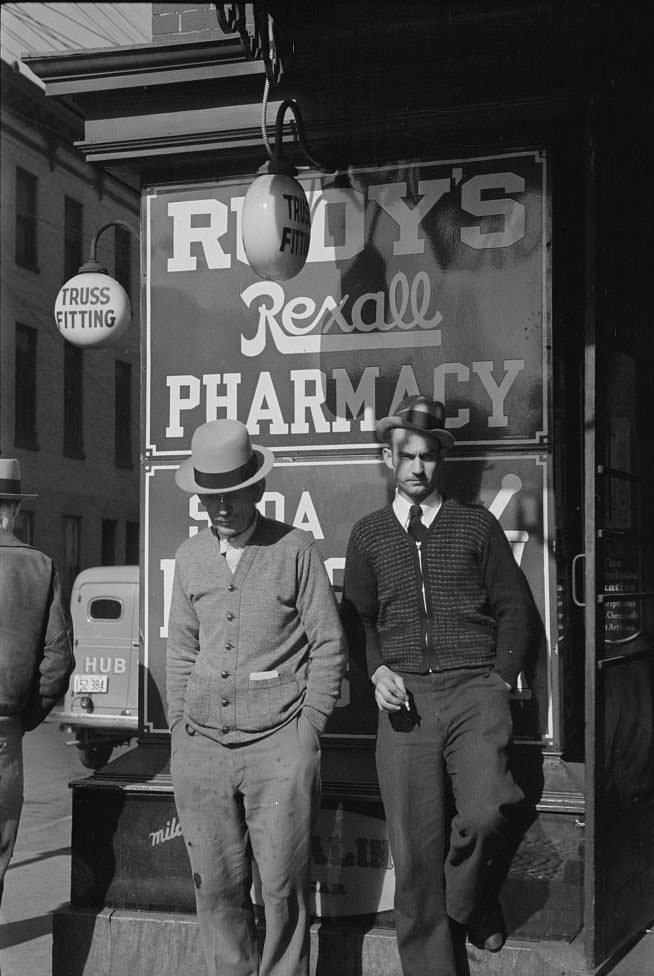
[143,152,553,744]
[145,152,549,454]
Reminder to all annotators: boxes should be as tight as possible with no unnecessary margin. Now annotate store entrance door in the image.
[582,131,654,968]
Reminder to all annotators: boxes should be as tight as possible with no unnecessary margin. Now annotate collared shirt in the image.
[392,490,442,532]
[215,513,259,572]
[392,490,442,613]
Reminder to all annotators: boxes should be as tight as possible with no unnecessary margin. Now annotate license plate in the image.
[74,675,108,694]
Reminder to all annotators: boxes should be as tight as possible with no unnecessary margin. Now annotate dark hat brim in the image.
[376,416,455,451]
[175,445,274,494]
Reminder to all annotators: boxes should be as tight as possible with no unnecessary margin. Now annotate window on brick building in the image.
[62,515,81,600]
[64,196,84,280]
[114,224,132,299]
[115,360,133,468]
[15,324,38,448]
[101,519,117,565]
[15,167,38,270]
[63,343,84,458]
[126,521,140,564]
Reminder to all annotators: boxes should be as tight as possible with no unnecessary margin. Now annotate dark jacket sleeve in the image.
[481,515,540,689]
[23,565,75,731]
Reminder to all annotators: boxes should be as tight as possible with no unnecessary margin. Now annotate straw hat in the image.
[175,420,274,494]
[0,458,37,500]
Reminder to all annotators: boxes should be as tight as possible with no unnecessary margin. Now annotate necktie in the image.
[407,504,428,543]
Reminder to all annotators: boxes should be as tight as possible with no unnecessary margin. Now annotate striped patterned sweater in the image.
[343,498,538,688]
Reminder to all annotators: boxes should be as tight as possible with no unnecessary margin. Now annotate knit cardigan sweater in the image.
[166,517,346,743]
[343,498,538,689]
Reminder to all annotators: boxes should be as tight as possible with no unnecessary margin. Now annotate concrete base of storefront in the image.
[52,904,602,976]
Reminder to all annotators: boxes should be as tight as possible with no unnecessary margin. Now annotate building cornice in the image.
[24,38,260,96]
[22,4,599,181]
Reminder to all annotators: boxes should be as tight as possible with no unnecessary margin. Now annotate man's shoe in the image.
[466,903,506,953]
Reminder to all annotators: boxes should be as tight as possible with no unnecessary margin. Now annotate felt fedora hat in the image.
[175,420,274,495]
[377,395,455,452]
[0,458,37,500]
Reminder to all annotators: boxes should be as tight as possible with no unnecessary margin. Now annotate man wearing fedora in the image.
[0,459,74,903]
[342,395,539,976]
[167,419,346,976]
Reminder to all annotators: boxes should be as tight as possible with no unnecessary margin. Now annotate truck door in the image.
[73,576,138,723]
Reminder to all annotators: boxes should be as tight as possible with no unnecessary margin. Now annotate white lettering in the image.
[81,657,131,675]
[167,200,231,271]
[293,491,324,539]
[332,367,378,433]
[203,373,241,422]
[388,366,420,415]
[307,187,365,263]
[240,272,442,358]
[160,558,175,638]
[473,360,524,426]
[166,376,201,438]
[149,815,184,846]
[163,360,524,440]
[290,370,330,434]
[460,173,526,249]
[258,491,285,522]
[369,179,451,256]
[246,372,289,435]
[433,363,470,428]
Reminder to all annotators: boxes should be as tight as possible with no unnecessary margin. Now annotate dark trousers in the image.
[376,668,523,976]
[0,716,24,905]
[170,714,321,976]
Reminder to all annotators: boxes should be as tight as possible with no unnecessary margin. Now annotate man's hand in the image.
[371,665,408,712]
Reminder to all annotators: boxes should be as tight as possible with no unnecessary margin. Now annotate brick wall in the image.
[152,3,224,43]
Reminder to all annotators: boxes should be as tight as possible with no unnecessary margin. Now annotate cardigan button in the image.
[225,643,233,650]
[227,584,235,591]
[221,725,230,734]
[226,612,235,621]
[221,698,230,707]
[221,670,229,679]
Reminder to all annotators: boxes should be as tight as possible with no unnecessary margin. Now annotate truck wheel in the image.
[77,741,114,769]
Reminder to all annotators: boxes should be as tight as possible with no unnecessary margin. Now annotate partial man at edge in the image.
[0,458,75,903]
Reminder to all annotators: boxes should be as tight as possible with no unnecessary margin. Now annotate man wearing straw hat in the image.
[343,395,539,976]
[167,419,346,976]
[0,458,74,903]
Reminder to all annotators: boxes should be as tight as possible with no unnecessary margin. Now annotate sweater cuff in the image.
[494,655,521,690]
[302,705,327,734]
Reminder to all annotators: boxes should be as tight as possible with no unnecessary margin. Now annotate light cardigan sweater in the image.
[166,517,346,743]
[343,498,538,689]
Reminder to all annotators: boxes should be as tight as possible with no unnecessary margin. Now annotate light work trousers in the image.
[0,716,24,905]
[170,713,321,976]
[376,667,523,976]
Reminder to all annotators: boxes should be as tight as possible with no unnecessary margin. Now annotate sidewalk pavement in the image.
[1,723,652,976]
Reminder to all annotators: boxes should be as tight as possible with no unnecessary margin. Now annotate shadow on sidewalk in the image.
[0,912,52,950]
[7,846,71,872]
